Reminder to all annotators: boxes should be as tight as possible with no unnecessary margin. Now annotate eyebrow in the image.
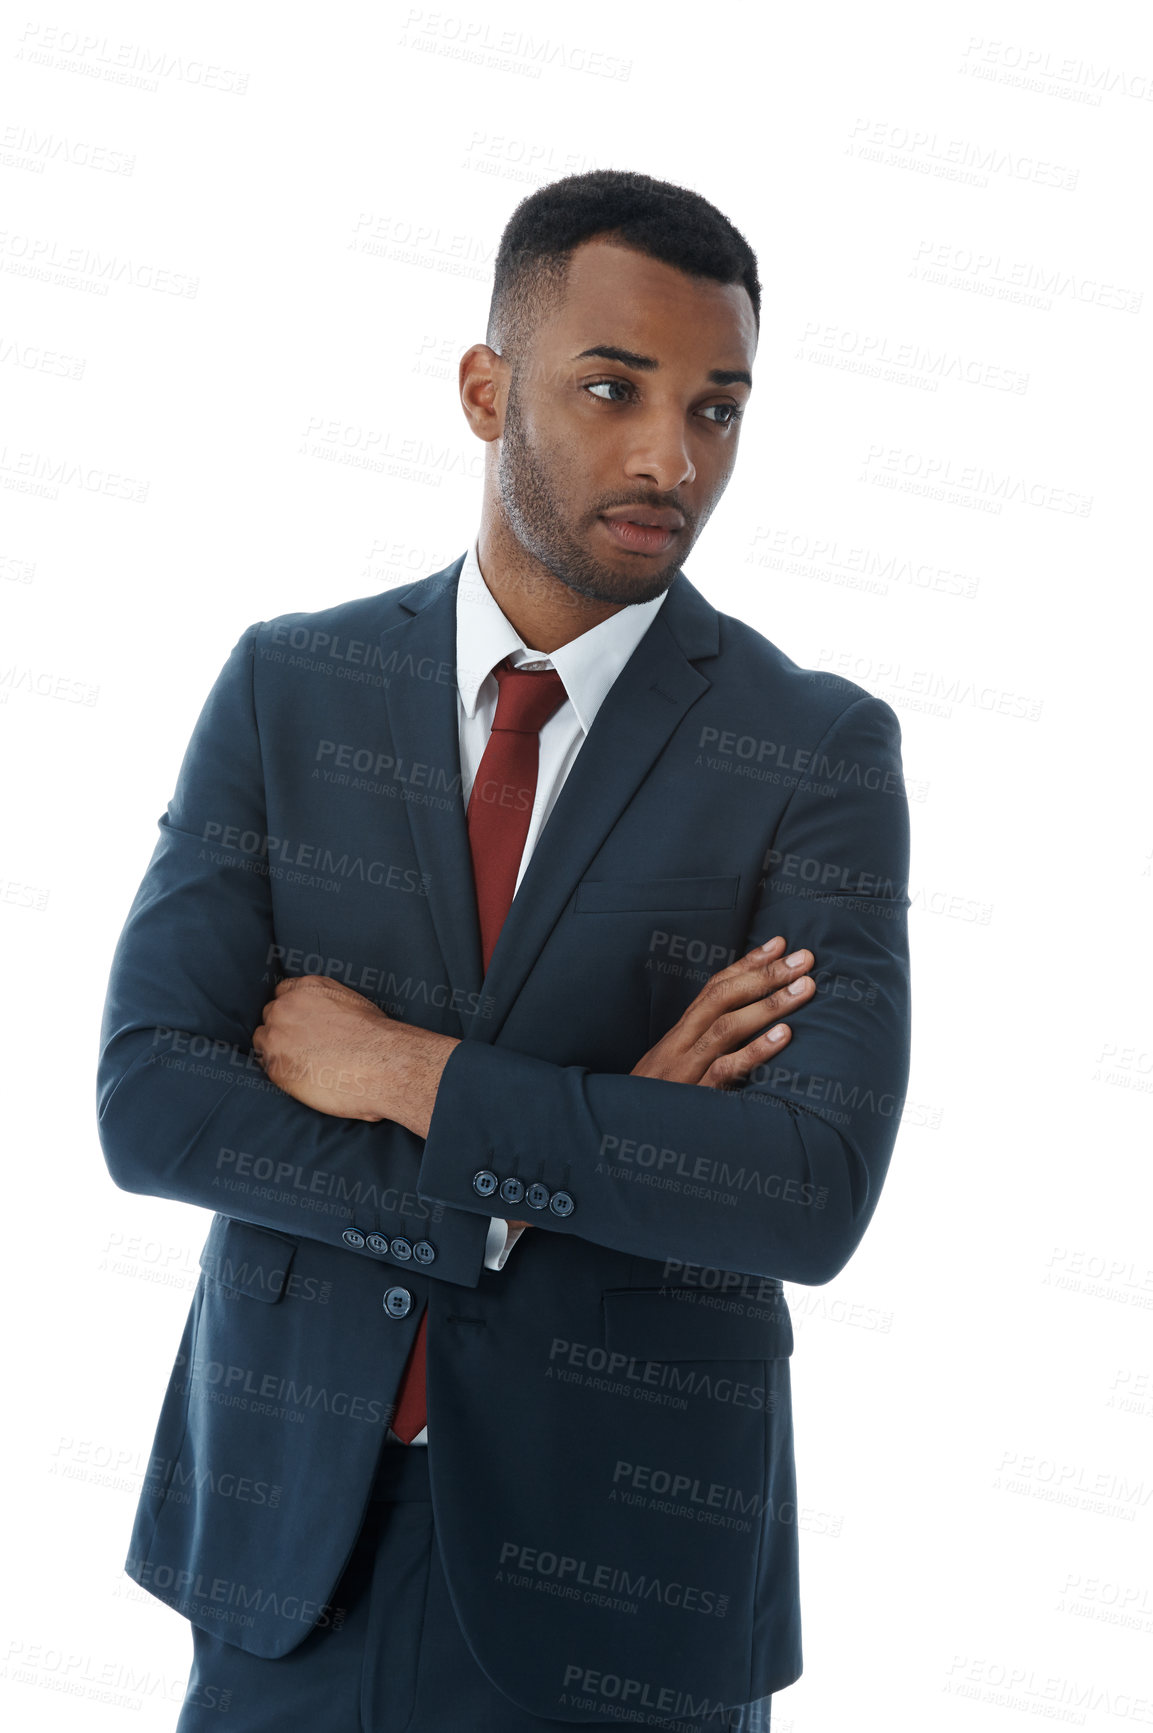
[572,344,752,389]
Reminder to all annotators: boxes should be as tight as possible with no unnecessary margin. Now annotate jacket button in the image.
[413,1240,437,1264]
[549,1190,574,1217]
[383,1286,413,1318]
[472,1169,498,1197]
[525,1181,551,1210]
[499,1176,525,1204]
[390,1236,413,1261]
[366,1233,390,1254]
[342,1228,366,1248]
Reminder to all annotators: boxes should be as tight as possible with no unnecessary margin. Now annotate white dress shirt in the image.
[400,534,669,1444]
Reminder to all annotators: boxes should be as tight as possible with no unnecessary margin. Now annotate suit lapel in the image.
[379,554,720,1046]
[378,558,483,1037]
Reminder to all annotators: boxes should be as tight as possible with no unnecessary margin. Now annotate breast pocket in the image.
[575,874,741,914]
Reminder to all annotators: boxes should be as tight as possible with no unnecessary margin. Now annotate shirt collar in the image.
[455,534,669,735]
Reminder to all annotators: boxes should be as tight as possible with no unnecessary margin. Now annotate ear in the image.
[459,344,508,445]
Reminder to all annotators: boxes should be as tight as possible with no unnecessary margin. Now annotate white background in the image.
[2,1,1151,1727]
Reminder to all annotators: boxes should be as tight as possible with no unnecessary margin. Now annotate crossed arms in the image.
[97,623,912,1289]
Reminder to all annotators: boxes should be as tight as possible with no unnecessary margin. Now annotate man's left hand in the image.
[252,975,458,1137]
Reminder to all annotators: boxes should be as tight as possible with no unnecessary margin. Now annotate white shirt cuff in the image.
[483,1214,527,1271]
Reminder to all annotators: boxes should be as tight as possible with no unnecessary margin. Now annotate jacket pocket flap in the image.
[199,1216,298,1303]
[602,1287,793,1361]
[575,874,740,913]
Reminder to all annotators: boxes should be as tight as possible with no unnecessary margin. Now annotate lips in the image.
[600,507,685,531]
[599,516,680,554]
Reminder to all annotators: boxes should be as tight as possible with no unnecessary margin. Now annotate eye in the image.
[702,403,745,426]
[584,380,745,426]
[585,379,633,403]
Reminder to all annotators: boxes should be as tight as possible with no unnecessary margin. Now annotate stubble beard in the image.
[496,380,683,608]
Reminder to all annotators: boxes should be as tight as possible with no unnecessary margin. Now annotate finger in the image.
[706,933,787,985]
[681,970,816,1074]
[716,934,810,979]
[740,966,818,1032]
[700,1021,792,1089]
[678,949,815,1049]
[736,948,814,1008]
[705,943,814,1007]
[748,934,787,960]
[745,942,813,984]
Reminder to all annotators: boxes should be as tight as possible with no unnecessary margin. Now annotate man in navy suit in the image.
[97,168,911,1730]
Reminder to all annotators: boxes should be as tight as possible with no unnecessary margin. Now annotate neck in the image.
[474,513,627,654]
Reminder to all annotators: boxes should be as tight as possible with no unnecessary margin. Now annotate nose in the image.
[622,408,696,494]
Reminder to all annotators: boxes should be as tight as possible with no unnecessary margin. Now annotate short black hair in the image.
[486,169,761,363]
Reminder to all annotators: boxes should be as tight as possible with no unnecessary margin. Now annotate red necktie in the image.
[390,655,568,1443]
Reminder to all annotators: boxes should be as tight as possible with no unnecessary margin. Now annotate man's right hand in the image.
[630,934,815,1089]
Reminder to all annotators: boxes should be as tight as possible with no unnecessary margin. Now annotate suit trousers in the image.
[173,1438,774,1733]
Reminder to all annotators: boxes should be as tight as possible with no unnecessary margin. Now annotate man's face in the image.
[495,236,756,606]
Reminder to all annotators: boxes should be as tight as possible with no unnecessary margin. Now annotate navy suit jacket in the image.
[97,552,911,1720]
